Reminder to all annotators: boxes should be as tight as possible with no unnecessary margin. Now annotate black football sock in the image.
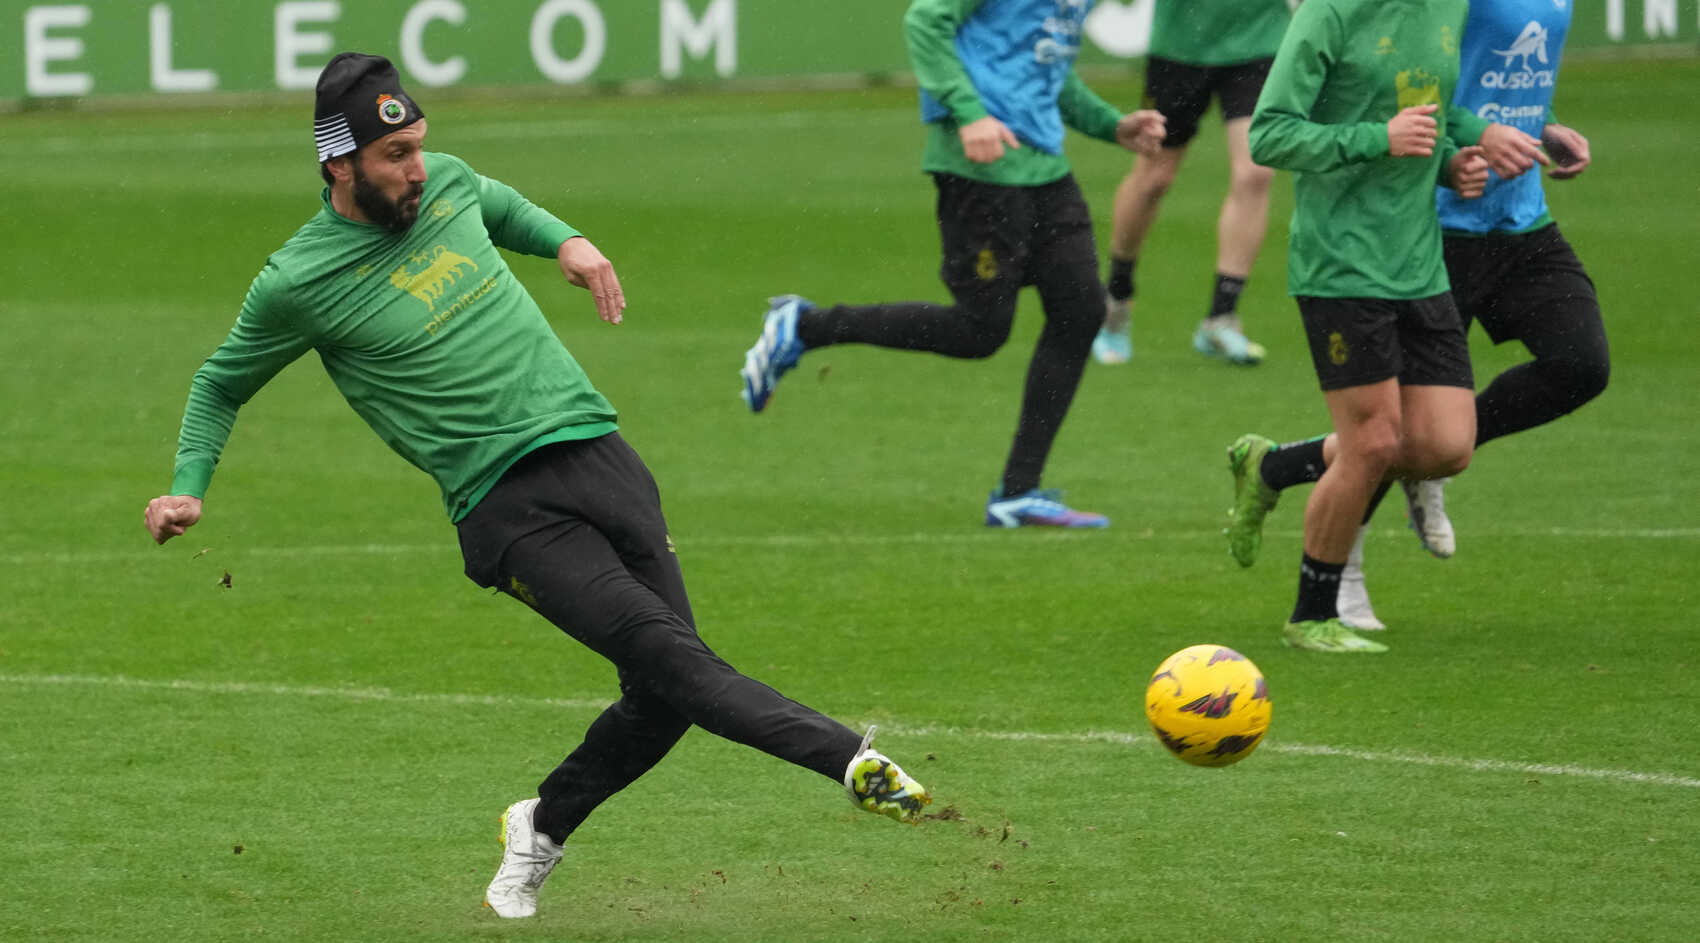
[1259,436,1328,492]
[1291,553,1345,623]
[1106,257,1136,303]
[1207,273,1247,320]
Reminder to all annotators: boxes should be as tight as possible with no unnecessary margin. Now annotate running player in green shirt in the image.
[1221,0,1548,653]
[1093,0,1292,367]
[143,52,929,920]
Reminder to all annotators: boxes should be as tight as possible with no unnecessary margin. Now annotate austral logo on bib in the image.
[1483,22,1555,89]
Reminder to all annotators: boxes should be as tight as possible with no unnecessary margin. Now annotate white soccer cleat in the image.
[1337,524,1386,631]
[484,798,563,919]
[1401,478,1456,558]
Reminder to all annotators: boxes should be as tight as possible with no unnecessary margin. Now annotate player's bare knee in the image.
[1359,439,1402,480]
[1406,436,1473,479]
[1435,443,1473,478]
[1230,163,1274,200]
[1134,164,1178,201]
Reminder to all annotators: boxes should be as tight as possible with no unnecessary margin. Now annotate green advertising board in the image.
[3,1,1696,102]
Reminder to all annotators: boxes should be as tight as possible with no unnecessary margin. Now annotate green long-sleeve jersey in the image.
[169,152,617,522]
[1250,0,1489,299]
[906,0,1124,186]
[1150,0,1292,67]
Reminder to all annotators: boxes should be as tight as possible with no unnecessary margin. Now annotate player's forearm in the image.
[1444,103,1487,147]
[903,0,988,125]
[1249,110,1386,173]
[1058,71,1121,143]
[170,370,242,498]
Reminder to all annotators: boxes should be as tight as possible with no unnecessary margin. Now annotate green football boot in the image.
[1282,618,1390,653]
[1225,434,1280,567]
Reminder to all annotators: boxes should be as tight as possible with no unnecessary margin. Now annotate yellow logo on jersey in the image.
[1376,36,1396,56]
[1328,332,1350,366]
[976,247,999,281]
[429,198,455,220]
[1441,26,1457,55]
[1395,69,1441,110]
[391,245,480,311]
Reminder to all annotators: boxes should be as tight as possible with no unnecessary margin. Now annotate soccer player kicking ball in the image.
[739,0,1166,529]
[143,53,928,920]
[1226,0,1547,652]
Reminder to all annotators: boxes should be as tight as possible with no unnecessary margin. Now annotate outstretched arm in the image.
[145,264,310,545]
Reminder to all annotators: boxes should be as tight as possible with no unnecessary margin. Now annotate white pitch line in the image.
[5,525,1698,568]
[3,673,1697,791]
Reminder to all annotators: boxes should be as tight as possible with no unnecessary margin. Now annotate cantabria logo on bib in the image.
[391,245,479,310]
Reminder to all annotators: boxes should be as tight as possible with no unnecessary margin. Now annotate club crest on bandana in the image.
[377,94,407,125]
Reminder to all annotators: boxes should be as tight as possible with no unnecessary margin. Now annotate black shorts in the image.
[1143,56,1273,148]
[934,172,1097,303]
[1297,293,1475,392]
[1443,223,1600,346]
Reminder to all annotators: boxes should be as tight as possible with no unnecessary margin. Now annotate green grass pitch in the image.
[2,59,1698,941]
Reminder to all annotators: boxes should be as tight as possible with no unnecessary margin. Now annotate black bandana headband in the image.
[313,52,425,163]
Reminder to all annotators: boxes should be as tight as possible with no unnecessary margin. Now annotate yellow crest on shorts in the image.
[508,576,539,609]
[1328,332,1350,366]
[976,247,998,281]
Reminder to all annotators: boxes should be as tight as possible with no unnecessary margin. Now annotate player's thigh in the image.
[568,433,696,628]
[1029,175,1102,320]
[1145,56,1214,149]
[1297,296,1403,393]
[1214,58,1274,124]
[497,516,693,666]
[934,173,1029,326]
[1474,225,1605,359]
[1398,384,1476,476]
[1394,292,1474,391]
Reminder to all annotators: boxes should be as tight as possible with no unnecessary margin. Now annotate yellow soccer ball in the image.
[1144,644,1272,767]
